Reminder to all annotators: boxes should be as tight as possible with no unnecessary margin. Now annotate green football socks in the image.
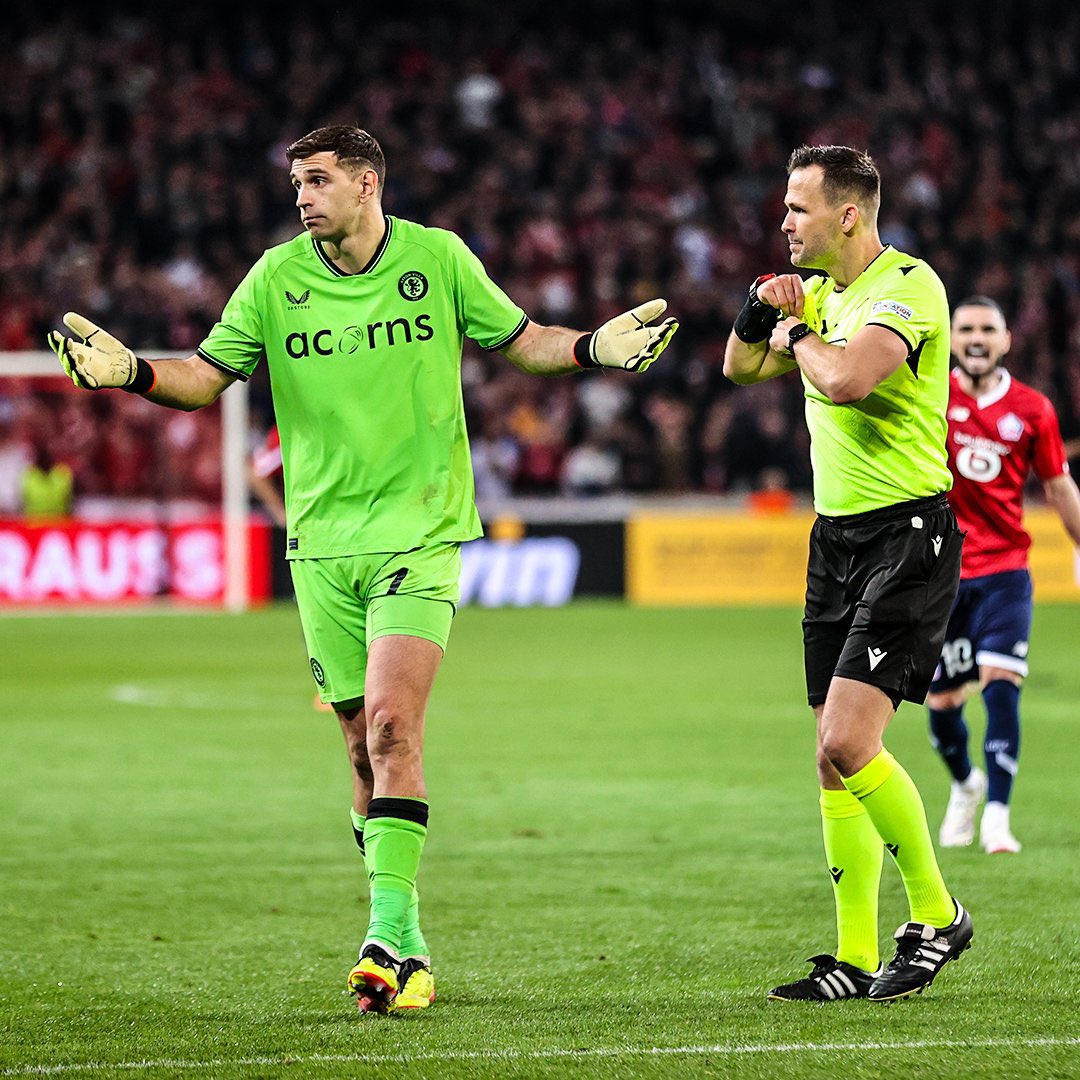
[398,892,429,960]
[842,750,955,928]
[349,807,367,852]
[819,786,883,972]
[360,798,429,955]
[351,806,429,958]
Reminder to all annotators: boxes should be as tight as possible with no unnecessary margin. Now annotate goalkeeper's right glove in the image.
[573,299,679,373]
[46,312,155,393]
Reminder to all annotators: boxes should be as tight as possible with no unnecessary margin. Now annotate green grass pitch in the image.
[2,601,1079,1079]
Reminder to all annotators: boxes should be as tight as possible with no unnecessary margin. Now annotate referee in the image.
[724,145,973,1002]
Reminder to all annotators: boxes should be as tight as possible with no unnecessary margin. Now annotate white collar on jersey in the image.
[975,368,1012,410]
[956,366,1012,410]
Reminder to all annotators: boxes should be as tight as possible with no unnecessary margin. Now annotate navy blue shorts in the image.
[928,569,1033,691]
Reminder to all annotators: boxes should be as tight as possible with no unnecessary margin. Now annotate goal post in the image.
[0,351,256,611]
[217,363,250,613]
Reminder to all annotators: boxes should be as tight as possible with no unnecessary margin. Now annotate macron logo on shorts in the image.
[868,647,887,671]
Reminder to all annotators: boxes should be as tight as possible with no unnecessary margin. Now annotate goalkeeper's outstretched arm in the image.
[144,357,236,411]
[47,312,235,410]
[501,299,678,376]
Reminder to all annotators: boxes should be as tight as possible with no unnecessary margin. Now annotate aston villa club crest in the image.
[398,271,428,301]
[997,413,1024,442]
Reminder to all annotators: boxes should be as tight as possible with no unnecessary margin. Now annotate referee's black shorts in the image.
[803,493,963,710]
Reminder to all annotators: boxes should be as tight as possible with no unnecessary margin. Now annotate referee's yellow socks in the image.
[842,750,955,928]
[820,787,883,973]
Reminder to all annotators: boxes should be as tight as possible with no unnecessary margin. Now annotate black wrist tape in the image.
[123,358,156,394]
[733,276,781,343]
[573,332,599,368]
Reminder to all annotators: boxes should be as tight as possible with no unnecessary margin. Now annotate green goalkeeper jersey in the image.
[799,245,953,516]
[198,216,527,558]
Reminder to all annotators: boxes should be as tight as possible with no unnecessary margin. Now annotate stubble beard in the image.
[955,356,1002,393]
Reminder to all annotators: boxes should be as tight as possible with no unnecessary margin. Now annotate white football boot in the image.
[980,800,1021,853]
[939,767,987,848]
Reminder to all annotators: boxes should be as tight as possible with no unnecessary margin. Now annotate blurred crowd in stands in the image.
[2,0,1079,513]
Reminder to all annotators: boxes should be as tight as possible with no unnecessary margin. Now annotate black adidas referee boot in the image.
[768,954,879,1001]
[868,899,973,1001]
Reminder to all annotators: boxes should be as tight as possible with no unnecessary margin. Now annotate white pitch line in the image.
[4,1036,1079,1076]
[108,684,282,711]
[0,606,236,619]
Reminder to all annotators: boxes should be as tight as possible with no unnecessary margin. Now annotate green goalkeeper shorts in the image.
[289,542,460,707]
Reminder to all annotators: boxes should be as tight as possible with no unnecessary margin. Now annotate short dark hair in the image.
[286,125,385,189]
[787,145,880,211]
[953,295,1006,320]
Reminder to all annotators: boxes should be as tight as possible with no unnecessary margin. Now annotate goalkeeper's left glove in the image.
[46,312,155,393]
[573,299,679,372]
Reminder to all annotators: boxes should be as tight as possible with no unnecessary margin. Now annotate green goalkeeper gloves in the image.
[575,299,679,372]
[47,312,140,391]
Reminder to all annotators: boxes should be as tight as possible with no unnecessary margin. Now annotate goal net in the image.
[0,351,263,611]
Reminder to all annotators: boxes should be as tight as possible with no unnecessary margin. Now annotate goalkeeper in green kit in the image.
[47,125,678,1015]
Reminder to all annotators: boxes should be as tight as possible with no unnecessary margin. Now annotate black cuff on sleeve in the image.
[483,313,530,352]
[866,321,915,356]
[196,349,251,382]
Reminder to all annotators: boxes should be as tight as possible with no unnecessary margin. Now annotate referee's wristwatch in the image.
[786,322,814,351]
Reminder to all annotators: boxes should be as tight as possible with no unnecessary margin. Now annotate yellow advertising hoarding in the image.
[627,511,814,605]
[627,508,1079,605]
[1025,508,1080,601]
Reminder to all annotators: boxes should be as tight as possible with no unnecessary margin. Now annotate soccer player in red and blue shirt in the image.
[927,296,1080,853]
